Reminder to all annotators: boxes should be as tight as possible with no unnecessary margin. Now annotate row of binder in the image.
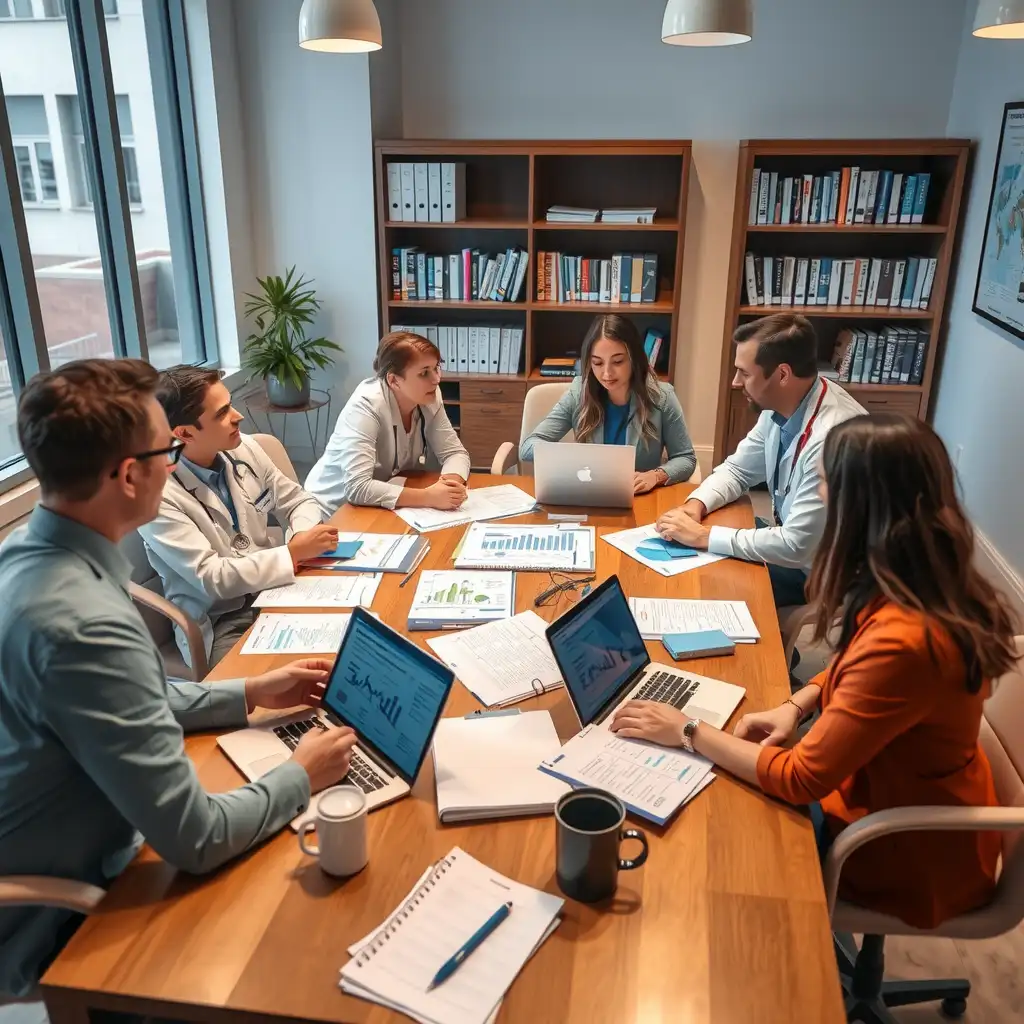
[391,323,524,376]
[386,162,466,223]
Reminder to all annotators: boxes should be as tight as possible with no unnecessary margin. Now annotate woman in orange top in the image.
[611,413,1019,928]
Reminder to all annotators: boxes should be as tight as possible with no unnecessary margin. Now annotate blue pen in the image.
[427,901,513,991]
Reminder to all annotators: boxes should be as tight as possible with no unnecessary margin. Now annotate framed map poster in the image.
[973,101,1024,341]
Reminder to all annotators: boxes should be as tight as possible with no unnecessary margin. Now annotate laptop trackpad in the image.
[688,704,723,729]
[250,752,288,778]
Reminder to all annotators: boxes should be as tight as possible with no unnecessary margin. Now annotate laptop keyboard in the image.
[272,717,390,794]
[633,670,700,711]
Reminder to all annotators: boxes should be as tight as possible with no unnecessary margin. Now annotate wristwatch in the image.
[681,717,701,753]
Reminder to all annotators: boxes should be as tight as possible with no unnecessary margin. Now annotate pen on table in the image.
[427,901,513,992]
[399,542,431,588]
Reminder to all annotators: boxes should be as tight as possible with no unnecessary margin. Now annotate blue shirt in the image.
[0,507,310,996]
[182,454,238,530]
[603,396,631,447]
[770,378,821,521]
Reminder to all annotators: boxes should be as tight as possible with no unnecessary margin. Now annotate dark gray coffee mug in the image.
[555,788,648,903]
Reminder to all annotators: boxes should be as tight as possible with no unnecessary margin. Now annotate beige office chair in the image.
[121,531,208,681]
[779,602,817,671]
[251,432,298,482]
[824,636,1024,1022]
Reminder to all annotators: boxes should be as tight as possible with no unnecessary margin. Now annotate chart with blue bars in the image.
[481,531,576,552]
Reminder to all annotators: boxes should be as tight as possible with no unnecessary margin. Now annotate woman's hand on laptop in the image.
[292,726,358,792]
[610,700,689,748]
[244,658,333,713]
[633,470,663,495]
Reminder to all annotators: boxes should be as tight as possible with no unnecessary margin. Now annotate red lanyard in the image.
[774,378,828,504]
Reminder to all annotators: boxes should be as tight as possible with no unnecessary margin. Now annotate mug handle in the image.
[618,828,649,870]
[298,821,320,858]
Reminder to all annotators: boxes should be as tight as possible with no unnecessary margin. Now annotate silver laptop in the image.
[545,576,745,732]
[218,607,454,829]
[533,440,635,508]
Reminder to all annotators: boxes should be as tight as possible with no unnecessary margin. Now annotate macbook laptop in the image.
[533,441,635,508]
[545,575,745,731]
[218,607,454,828]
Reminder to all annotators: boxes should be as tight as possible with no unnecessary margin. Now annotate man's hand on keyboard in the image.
[292,725,357,792]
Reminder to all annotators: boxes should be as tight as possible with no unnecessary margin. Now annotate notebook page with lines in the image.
[340,847,563,1024]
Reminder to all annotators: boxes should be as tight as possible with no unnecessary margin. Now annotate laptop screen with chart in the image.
[323,608,453,782]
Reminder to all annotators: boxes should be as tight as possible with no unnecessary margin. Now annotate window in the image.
[5,97,57,205]
[0,0,217,489]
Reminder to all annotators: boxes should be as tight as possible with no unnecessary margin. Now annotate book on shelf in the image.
[391,323,524,377]
[536,251,659,304]
[392,247,528,303]
[601,207,657,224]
[546,205,599,223]
[832,326,929,386]
[643,328,665,369]
[743,253,937,310]
[538,356,580,378]
[386,162,465,223]
[747,166,932,227]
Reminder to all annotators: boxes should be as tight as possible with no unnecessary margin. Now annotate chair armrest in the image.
[823,805,1024,917]
[128,582,209,681]
[490,441,516,475]
[0,876,106,914]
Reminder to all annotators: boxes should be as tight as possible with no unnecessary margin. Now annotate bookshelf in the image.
[374,140,691,470]
[713,138,971,464]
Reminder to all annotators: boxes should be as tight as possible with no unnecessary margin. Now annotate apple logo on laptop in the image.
[577,467,592,483]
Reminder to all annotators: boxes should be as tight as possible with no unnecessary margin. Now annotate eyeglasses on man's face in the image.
[109,439,186,479]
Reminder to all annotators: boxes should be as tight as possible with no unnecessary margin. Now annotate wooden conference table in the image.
[41,475,845,1024]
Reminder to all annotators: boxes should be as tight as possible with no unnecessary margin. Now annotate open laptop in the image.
[533,440,634,508]
[545,575,745,731]
[218,607,454,828]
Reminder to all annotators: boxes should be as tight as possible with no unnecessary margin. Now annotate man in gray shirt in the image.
[0,359,358,998]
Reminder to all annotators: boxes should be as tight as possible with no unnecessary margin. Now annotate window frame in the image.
[12,136,58,206]
[0,0,218,497]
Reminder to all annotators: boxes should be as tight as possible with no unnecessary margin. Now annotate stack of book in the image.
[601,207,657,224]
[392,247,528,303]
[538,357,580,378]
[743,254,937,310]
[536,251,659,303]
[831,326,929,386]
[546,205,599,223]
[643,329,665,368]
[391,324,524,376]
[748,167,932,226]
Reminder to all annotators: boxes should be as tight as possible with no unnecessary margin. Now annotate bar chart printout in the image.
[454,524,596,571]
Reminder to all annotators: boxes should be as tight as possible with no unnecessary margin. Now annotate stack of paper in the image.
[340,847,563,1024]
[253,573,381,608]
[602,524,725,577]
[539,725,715,827]
[305,532,428,573]
[628,597,760,643]
[394,484,536,534]
[432,712,569,822]
[240,612,376,654]
[408,571,515,630]
[601,207,656,224]
[454,523,595,571]
[427,611,564,707]
[546,205,599,223]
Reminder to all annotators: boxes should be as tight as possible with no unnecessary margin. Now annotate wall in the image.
[369,0,403,141]
[932,6,1024,577]
[391,0,967,468]
[229,0,381,458]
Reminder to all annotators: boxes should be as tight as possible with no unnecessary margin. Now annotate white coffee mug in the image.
[298,785,368,877]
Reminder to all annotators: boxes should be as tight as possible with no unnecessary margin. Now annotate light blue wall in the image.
[932,7,1024,573]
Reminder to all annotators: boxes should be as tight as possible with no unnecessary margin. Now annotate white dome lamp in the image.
[298,0,382,53]
[662,0,752,46]
[973,0,1024,37]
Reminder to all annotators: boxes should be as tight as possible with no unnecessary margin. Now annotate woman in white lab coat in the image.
[305,331,471,513]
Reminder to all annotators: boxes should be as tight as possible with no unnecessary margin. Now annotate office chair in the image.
[824,636,1024,1022]
[251,432,299,482]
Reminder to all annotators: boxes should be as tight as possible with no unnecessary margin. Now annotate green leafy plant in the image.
[242,267,341,388]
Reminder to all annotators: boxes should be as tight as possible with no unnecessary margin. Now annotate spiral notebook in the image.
[340,847,563,1024]
[453,523,595,572]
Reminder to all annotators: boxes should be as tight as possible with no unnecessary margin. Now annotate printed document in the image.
[240,613,366,654]
[454,523,595,571]
[394,484,537,533]
[307,532,422,572]
[602,524,725,577]
[629,597,760,643]
[253,573,381,609]
[408,570,515,629]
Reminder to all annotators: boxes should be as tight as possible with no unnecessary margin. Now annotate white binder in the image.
[399,163,415,221]
[427,162,442,223]
[441,162,466,223]
[457,326,470,374]
[488,325,501,373]
[413,163,429,223]
[468,326,479,373]
[386,163,402,222]
[508,326,524,375]
[497,326,511,375]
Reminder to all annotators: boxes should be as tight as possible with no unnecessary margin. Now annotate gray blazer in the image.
[519,377,697,483]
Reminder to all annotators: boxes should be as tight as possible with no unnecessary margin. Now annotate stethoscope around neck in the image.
[383,379,428,474]
[171,453,261,551]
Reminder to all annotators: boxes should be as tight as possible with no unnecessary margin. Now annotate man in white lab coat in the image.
[139,366,339,667]
[657,314,864,609]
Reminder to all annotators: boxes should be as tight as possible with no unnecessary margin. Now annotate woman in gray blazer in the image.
[305,331,471,513]
[520,315,696,492]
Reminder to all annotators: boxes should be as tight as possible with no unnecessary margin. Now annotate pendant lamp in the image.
[661,0,752,46]
[973,0,1024,37]
[298,0,382,53]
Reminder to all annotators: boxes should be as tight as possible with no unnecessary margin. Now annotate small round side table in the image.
[242,387,333,458]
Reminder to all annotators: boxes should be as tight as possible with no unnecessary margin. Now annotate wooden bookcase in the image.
[713,138,971,464]
[374,140,691,470]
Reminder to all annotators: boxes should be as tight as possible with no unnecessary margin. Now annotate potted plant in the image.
[242,266,341,408]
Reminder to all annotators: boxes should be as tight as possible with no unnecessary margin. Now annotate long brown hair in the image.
[576,315,661,444]
[807,413,1018,692]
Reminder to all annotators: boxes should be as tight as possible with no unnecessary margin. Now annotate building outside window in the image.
[65,95,141,207]
[5,95,57,205]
